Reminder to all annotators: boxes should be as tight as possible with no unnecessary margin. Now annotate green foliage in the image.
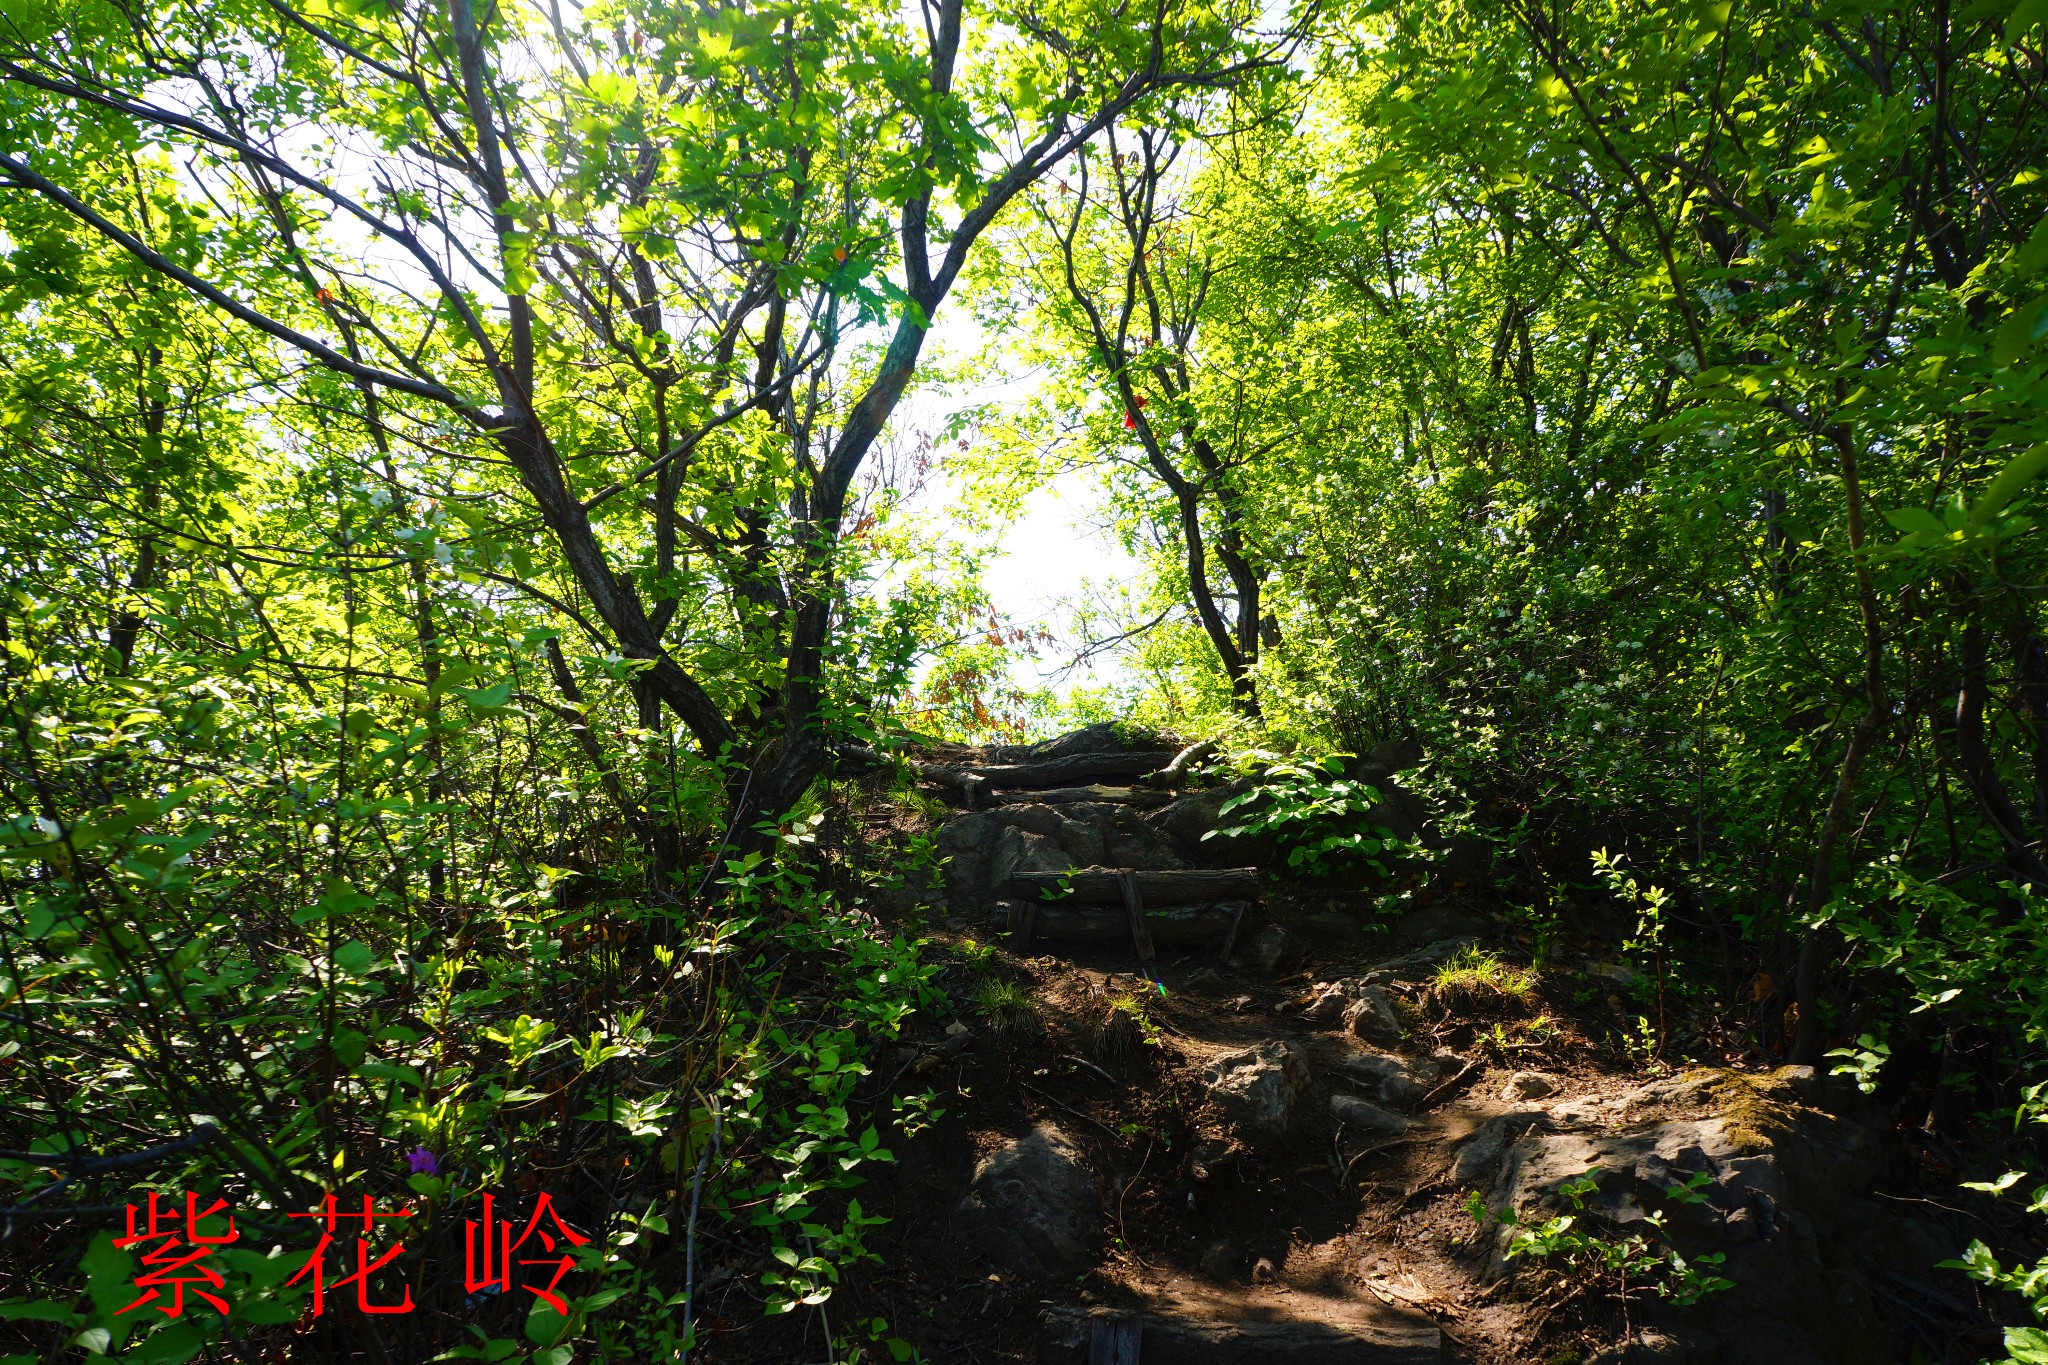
[1468,1167,1735,1311]
[0,650,945,1357]
[1824,1034,1892,1096]
[1944,1170,2048,1364]
[1206,752,1413,877]
[6,0,2048,1352]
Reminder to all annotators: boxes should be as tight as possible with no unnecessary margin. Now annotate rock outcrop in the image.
[1453,1067,1908,1365]
[1304,978,1405,1045]
[935,802,1186,909]
[1201,1040,1310,1142]
[1333,1048,1439,1108]
[953,1123,1099,1281]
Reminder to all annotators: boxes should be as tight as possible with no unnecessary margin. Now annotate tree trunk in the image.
[1791,422,1885,1065]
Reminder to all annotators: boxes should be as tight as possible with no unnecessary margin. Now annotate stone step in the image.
[1011,867,1263,905]
[996,897,1249,947]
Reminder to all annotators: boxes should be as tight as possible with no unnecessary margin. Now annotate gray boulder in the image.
[1343,987,1403,1046]
[1392,904,1487,948]
[1202,1040,1310,1141]
[1501,1070,1560,1101]
[1359,936,1481,982]
[1151,776,1267,864]
[1335,1049,1440,1108]
[953,1124,1098,1281]
[1330,1094,1413,1133]
[1455,1068,1901,1365]
[1241,925,1302,973]
[1302,979,1404,1045]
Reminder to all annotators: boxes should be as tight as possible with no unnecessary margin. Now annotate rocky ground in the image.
[710,726,2010,1365]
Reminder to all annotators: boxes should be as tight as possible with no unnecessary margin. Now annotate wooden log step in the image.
[970,752,1173,789]
[1010,867,1262,906]
[994,784,1171,809]
[997,900,1248,946]
[835,745,1173,799]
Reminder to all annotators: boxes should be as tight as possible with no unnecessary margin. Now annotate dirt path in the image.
[839,735,1582,1362]
[710,731,1995,1365]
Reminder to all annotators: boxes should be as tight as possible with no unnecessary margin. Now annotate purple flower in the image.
[405,1146,438,1176]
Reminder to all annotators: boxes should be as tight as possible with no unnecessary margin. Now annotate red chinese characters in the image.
[113,1192,239,1318]
[285,1194,415,1316]
[465,1192,589,1313]
[105,1186,585,1320]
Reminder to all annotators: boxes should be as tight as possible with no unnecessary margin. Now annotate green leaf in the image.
[354,1060,425,1090]
[2011,0,2048,40]
[332,1028,368,1068]
[524,1297,570,1347]
[2018,216,2048,277]
[1994,295,2048,366]
[0,1302,76,1322]
[1969,442,2048,530]
[295,880,375,926]
[1883,505,1946,537]
[461,681,513,712]
[237,1296,303,1325]
[129,1321,205,1365]
[80,1234,136,1319]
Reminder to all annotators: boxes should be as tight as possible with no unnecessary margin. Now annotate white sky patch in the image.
[885,308,1141,699]
[978,479,1139,693]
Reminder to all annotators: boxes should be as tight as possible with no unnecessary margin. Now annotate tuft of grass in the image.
[1433,946,1536,1012]
[972,977,1037,1037]
[1093,992,1160,1063]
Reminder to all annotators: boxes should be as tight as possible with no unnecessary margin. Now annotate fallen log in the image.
[1010,867,1262,905]
[997,899,1248,946]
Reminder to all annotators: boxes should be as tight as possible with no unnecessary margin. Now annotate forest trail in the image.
[718,728,1996,1365]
